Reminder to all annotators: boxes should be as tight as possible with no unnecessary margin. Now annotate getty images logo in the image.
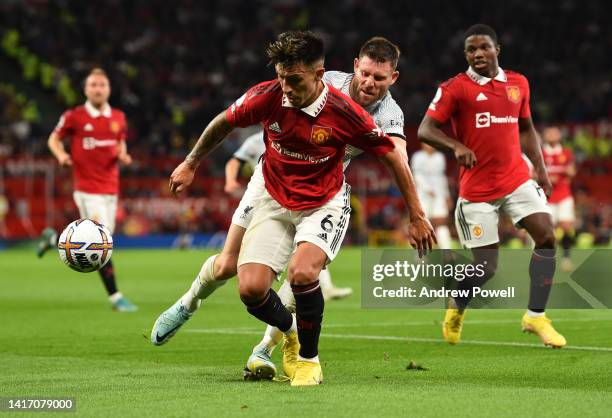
[475,112,519,128]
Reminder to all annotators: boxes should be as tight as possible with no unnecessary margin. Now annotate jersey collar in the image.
[543,143,562,154]
[466,66,507,85]
[85,101,112,118]
[282,82,329,117]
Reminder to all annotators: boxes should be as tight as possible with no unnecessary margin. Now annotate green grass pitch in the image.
[1,247,612,417]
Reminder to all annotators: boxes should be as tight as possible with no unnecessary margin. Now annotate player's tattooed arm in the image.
[185,111,235,168]
[417,115,476,169]
[519,116,552,196]
[170,111,234,195]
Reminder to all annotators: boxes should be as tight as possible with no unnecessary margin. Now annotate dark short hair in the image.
[266,30,324,68]
[464,24,498,45]
[358,36,401,70]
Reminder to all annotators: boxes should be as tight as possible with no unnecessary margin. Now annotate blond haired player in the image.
[38,68,137,312]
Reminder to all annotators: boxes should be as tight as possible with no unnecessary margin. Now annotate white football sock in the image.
[181,254,226,312]
[284,314,297,335]
[298,355,320,364]
[255,325,283,354]
[277,279,295,312]
[109,292,123,303]
[527,309,545,318]
[435,225,452,249]
[317,268,333,292]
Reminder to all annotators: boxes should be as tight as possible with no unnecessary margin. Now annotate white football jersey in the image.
[232,131,265,167]
[410,150,449,197]
[323,71,405,169]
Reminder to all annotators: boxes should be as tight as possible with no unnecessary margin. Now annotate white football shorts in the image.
[238,182,351,274]
[73,191,118,234]
[549,196,575,223]
[454,179,552,248]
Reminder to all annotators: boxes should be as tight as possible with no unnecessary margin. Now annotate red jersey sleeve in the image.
[225,81,278,127]
[119,112,128,142]
[425,82,459,123]
[53,109,75,139]
[519,77,531,119]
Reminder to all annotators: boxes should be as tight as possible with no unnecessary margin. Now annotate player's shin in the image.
[243,289,294,332]
[527,248,556,314]
[292,280,324,363]
[99,259,118,296]
[181,254,227,312]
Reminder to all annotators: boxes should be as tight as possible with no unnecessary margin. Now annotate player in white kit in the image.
[410,143,452,249]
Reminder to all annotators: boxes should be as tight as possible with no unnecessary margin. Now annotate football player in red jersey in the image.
[160,31,435,386]
[418,24,565,347]
[37,68,137,312]
[542,126,576,272]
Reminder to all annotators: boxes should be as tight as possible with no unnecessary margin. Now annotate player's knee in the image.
[534,229,556,249]
[287,264,319,286]
[214,254,238,280]
[238,278,268,305]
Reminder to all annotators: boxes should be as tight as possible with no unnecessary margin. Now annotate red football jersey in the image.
[226,80,395,210]
[543,144,574,203]
[54,102,127,195]
[426,68,532,202]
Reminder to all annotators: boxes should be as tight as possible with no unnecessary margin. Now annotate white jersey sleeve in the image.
[233,131,265,167]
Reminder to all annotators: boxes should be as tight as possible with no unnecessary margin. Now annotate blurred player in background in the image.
[154,31,434,386]
[152,37,411,381]
[37,68,137,312]
[542,125,576,271]
[410,143,452,249]
[418,24,565,347]
[225,131,354,300]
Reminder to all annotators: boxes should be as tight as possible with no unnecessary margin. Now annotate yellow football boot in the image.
[290,361,323,387]
[281,332,300,379]
[443,308,466,344]
[521,313,566,348]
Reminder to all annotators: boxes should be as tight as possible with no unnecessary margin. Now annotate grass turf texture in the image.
[1,247,611,417]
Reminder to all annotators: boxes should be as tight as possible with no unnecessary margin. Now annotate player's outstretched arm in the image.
[224,157,242,194]
[170,111,234,195]
[378,147,436,256]
[417,115,476,169]
[519,116,552,196]
[47,132,72,166]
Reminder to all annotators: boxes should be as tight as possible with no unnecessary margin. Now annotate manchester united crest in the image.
[506,86,521,103]
[110,120,121,134]
[472,224,483,239]
[311,125,332,145]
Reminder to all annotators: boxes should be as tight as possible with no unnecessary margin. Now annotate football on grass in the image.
[57,218,113,273]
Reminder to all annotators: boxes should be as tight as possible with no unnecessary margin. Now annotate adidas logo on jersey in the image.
[476,92,488,101]
[317,232,328,242]
[269,122,282,133]
[84,123,94,131]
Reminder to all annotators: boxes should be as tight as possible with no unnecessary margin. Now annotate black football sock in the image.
[98,260,118,296]
[561,231,574,258]
[292,280,324,359]
[243,289,293,332]
[528,248,556,312]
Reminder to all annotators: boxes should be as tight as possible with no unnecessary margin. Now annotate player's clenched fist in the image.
[406,216,437,258]
[169,161,196,195]
[454,143,477,169]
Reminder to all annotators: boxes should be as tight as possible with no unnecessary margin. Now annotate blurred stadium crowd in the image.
[0,0,610,245]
